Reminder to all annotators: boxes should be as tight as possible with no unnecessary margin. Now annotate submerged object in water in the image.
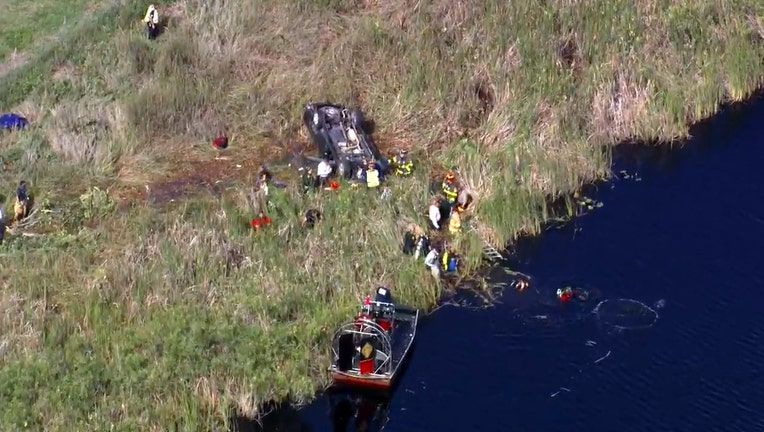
[593,298,659,331]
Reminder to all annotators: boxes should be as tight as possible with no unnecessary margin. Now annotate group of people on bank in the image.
[402,169,472,280]
[243,141,466,281]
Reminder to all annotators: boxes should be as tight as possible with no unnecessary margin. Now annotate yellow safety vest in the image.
[366,169,380,188]
[449,212,461,234]
[442,182,458,202]
[441,251,450,270]
[393,157,413,176]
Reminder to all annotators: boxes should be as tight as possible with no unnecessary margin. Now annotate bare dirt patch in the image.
[0,51,29,79]
[52,62,79,82]
[111,136,315,206]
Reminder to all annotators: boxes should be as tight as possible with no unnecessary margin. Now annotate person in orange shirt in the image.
[251,211,271,231]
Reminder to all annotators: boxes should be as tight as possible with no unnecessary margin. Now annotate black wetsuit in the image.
[304,209,321,228]
[402,232,416,255]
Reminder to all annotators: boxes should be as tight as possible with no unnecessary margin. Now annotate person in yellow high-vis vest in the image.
[449,206,463,235]
[365,161,380,189]
[441,171,459,206]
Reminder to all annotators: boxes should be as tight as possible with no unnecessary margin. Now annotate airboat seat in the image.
[376,318,392,332]
[359,358,374,375]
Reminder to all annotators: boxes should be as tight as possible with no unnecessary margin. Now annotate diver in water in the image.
[557,285,590,303]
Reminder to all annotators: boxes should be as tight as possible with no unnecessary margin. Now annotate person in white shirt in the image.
[143,4,160,40]
[424,246,440,279]
[316,154,333,188]
[428,198,442,230]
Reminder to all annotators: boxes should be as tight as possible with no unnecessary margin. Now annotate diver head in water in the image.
[557,285,589,303]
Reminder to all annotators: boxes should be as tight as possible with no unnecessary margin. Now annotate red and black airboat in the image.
[329,287,419,391]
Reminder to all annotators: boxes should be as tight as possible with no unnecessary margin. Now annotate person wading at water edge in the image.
[440,246,459,274]
[143,4,160,40]
[557,286,589,303]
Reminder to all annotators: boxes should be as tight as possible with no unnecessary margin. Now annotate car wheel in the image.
[351,110,365,132]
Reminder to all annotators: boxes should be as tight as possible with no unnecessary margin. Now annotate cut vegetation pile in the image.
[1,0,763,429]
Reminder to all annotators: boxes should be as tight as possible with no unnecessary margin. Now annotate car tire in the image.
[351,110,365,132]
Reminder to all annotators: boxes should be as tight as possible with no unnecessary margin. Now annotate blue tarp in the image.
[0,113,28,131]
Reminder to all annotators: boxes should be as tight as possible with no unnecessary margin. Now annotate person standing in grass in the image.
[301,167,316,193]
[14,180,29,223]
[448,206,463,235]
[144,5,160,40]
[428,198,442,231]
[441,171,459,207]
[317,154,333,188]
[424,245,441,279]
[365,160,380,190]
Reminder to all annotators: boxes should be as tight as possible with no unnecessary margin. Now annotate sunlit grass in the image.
[1,0,764,429]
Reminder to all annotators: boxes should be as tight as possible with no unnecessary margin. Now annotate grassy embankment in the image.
[1,0,763,429]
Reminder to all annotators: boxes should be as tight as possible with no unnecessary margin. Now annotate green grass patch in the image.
[0,0,96,62]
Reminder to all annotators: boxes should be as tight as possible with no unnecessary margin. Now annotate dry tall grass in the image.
[1,0,764,429]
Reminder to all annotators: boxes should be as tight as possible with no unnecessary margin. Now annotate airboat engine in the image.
[375,286,392,303]
[374,287,393,332]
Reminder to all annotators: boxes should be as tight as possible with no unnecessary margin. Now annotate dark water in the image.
[255,94,764,432]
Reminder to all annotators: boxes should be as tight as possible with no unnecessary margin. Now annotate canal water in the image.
[257,94,764,431]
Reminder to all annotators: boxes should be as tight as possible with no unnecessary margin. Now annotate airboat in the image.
[329,286,419,391]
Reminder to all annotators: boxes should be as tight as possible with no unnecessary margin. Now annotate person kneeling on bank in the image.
[302,209,321,229]
[440,246,459,274]
[424,245,441,279]
[388,149,414,177]
[250,211,271,232]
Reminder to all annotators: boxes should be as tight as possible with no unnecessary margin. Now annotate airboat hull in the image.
[330,371,394,391]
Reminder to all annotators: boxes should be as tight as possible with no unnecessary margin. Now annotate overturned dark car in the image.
[303,102,388,179]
